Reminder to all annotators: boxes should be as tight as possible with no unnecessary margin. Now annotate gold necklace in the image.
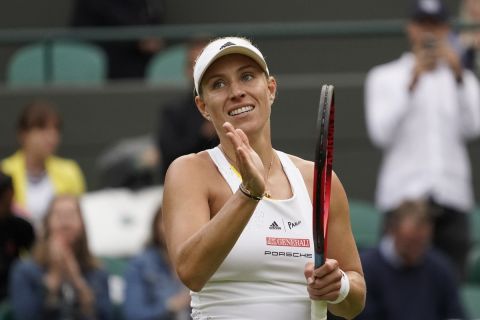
[218,145,274,198]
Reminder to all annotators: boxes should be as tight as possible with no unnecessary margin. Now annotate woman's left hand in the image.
[438,41,463,82]
[222,121,266,197]
[62,247,82,282]
[304,259,344,302]
[62,249,94,314]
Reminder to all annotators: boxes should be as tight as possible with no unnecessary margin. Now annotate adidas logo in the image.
[269,221,281,230]
[219,41,235,50]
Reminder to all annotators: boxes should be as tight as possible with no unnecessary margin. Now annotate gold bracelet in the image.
[238,183,263,201]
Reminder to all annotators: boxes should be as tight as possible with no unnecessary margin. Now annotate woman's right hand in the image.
[48,236,66,272]
[46,235,82,284]
[222,121,266,197]
[44,236,65,294]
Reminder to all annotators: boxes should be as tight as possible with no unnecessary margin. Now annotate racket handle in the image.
[314,252,324,269]
[311,300,327,320]
[311,254,327,319]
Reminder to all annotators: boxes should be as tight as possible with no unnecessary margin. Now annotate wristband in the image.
[238,183,263,201]
[328,270,350,304]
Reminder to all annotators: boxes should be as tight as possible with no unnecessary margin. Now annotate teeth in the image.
[229,105,253,116]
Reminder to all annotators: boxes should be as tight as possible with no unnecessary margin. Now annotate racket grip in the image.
[311,300,327,320]
[311,254,327,319]
[314,252,324,269]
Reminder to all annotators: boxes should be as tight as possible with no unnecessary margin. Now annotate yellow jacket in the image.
[1,151,86,210]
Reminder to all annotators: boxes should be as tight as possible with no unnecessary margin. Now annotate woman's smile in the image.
[228,105,255,116]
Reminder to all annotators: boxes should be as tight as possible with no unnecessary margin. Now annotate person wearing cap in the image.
[365,0,480,281]
[162,36,366,319]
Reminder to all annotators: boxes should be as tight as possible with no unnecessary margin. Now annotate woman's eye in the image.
[242,73,254,81]
[212,80,225,89]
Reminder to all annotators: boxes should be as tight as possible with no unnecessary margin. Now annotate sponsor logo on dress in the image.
[266,237,310,247]
[269,221,281,230]
[287,220,302,229]
[264,251,312,258]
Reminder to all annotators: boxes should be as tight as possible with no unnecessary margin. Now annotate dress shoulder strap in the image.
[207,147,241,193]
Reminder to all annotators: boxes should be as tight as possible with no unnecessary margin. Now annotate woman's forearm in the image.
[175,190,259,291]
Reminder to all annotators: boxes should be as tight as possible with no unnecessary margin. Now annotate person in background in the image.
[356,200,465,320]
[364,0,480,281]
[71,0,167,79]
[9,194,112,320]
[123,205,190,320]
[0,171,35,302]
[1,100,86,228]
[157,37,219,182]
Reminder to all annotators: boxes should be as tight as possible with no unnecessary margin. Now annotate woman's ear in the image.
[195,95,210,121]
[268,76,277,103]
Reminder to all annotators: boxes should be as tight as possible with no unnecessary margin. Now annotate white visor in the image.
[193,37,269,95]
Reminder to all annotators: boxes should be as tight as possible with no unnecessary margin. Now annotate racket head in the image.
[312,84,335,269]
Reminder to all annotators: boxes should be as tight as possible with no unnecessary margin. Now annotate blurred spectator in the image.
[365,0,480,280]
[9,195,112,320]
[71,0,167,79]
[157,37,219,181]
[356,200,466,320]
[123,205,190,320]
[459,0,480,74]
[0,171,35,302]
[1,100,86,229]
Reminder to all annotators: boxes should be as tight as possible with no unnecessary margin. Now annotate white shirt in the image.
[190,147,327,320]
[365,52,480,212]
[26,173,55,228]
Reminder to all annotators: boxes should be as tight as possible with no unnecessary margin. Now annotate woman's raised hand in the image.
[222,121,266,197]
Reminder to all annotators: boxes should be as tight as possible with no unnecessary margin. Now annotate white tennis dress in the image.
[190,147,327,320]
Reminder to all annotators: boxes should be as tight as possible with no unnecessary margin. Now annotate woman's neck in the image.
[24,151,47,177]
[219,129,273,163]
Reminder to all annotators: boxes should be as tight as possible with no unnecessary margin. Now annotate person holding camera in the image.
[364,0,480,282]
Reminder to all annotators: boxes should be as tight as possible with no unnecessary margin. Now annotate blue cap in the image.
[411,0,449,23]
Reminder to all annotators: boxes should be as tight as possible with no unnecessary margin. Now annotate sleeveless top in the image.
[190,147,327,320]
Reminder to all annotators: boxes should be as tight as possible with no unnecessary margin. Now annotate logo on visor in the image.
[219,42,235,50]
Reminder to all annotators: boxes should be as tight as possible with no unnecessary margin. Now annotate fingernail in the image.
[307,277,314,285]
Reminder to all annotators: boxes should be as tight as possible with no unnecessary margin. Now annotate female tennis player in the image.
[162,36,366,320]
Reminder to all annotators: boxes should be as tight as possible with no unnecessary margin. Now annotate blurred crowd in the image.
[1,0,480,319]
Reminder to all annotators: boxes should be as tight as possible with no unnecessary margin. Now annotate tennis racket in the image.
[311,84,335,320]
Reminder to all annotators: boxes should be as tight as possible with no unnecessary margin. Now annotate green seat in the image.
[99,256,129,277]
[0,300,13,320]
[349,200,381,250]
[7,40,106,86]
[467,246,480,284]
[146,44,187,85]
[461,284,480,319]
[99,256,129,320]
[471,207,480,245]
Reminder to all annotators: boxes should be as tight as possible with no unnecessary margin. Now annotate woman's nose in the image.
[229,81,246,99]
